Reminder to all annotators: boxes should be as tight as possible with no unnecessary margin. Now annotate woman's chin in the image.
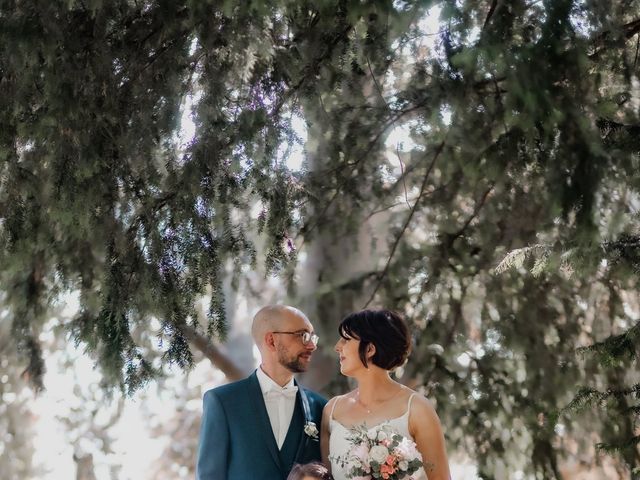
[339,364,355,377]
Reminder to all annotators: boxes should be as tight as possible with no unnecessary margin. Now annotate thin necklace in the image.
[356,390,372,414]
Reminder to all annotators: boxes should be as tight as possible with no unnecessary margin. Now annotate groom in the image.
[196,305,327,480]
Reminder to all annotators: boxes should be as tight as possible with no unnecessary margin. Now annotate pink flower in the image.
[386,454,396,466]
[351,442,369,463]
[395,437,422,461]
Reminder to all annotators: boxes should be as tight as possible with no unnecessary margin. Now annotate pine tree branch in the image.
[625,404,640,416]
[447,185,494,245]
[483,0,499,32]
[576,320,640,364]
[472,76,507,90]
[272,24,353,118]
[563,384,640,413]
[597,435,640,454]
[365,182,452,220]
[310,89,434,179]
[297,102,430,247]
[125,192,177,235]
[139,33,190,76]
[395,145,412,209]
[591,18,640,46]
[365,200,409,219]
[363,140,446,308]
[588,18,640,60]
[366,56,390,109]
[181,324,247,381]
[365,157,460,218]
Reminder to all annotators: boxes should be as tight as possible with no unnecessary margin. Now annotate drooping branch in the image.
[589,18,640,59]
[182,325,247,381]
[299,101,435,246]
[483,0,499,32]
[363,140,446,308]
[448,185,494,245]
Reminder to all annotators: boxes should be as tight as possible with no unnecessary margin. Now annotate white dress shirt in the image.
[256,367,298,449]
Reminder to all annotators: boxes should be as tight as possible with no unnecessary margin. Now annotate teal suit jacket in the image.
[196,371,326,480]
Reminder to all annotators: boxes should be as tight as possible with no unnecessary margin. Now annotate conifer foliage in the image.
[2,0,640,476]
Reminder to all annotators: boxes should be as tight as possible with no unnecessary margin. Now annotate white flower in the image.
[399,460,409,471]
[304,421,319,439]
[369,445,389,464]
[377,430,388,442]
[367,429,378,440]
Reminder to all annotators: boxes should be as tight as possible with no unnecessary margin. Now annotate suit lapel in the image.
[293,381,311,461]
[247,371,283,472]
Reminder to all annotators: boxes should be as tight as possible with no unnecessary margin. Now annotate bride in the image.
[320,309,450,480]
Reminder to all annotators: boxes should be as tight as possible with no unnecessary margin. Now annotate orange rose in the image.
[381,463,396,475]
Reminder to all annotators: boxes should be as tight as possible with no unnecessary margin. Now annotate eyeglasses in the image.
[272,330,319,347]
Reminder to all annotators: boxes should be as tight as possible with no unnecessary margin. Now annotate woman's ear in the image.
[366,342,376,359]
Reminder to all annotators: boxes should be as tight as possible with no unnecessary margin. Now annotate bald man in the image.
[196,306,327,480]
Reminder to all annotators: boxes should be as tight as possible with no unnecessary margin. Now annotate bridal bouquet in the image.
[331,424,423,480]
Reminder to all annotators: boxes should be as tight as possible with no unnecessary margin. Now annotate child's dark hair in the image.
[287,461,333,480]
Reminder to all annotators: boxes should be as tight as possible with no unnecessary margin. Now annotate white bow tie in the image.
[266,386,298,400]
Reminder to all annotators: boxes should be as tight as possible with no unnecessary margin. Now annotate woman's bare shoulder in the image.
[407,390,442,424]
[323,391,356,413]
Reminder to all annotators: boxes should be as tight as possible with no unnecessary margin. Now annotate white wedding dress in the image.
[328,393,427,480]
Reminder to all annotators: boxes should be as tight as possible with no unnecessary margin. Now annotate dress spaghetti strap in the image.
[329,395,341,421]
[406,392,417,416]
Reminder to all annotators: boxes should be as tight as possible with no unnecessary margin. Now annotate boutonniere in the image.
[304,421,319,440]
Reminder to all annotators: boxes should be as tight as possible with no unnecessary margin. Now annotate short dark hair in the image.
[338,309,411,370]
[287,461,333,480]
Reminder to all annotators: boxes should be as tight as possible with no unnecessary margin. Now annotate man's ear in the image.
[265,332,276,350]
